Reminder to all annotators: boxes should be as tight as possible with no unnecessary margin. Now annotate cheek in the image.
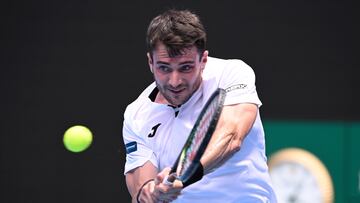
[188,70,202,84]
[188,75,198,85]
[153,73,167,85]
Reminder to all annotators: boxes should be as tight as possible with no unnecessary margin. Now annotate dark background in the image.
[1,0,359,202]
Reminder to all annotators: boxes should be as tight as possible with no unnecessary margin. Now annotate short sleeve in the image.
[122,108,158,175]
[219,60,262,107]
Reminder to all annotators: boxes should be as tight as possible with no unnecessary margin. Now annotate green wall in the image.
[264,121,360,203]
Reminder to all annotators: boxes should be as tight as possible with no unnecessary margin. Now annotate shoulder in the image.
[124,82,156,121]
[203,56,256,87]
[205,57,255,76]
[206,56,250,67]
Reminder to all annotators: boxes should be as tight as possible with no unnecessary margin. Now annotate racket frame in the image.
[170,88,226,184]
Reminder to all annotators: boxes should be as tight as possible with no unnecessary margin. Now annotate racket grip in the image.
[162,173,177,186]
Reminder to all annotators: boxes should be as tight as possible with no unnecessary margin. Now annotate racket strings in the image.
[177,96,221,176]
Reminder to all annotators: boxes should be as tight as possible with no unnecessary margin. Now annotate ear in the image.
[201,50,209,70]
[147,52,154,73]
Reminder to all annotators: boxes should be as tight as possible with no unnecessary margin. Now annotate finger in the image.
[158,192,181,202]
[159,167,172,176]
[172,179,184,188]
[158,177,182,195]
[156,167,172,185]
[156,186,182,200]
[140,181,156,203]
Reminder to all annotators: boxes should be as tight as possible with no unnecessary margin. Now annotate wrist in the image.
[136,179,154,203]
[182,162,204,187]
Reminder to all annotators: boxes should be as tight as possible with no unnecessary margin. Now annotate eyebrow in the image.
[156,61,195,65]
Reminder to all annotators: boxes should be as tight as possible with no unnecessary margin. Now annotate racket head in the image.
[170,88,226,183]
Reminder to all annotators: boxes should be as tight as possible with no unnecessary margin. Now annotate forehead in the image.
[152,43,199,62]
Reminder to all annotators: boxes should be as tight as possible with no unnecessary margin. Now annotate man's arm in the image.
[126,161,183,203]
[126,161,158,203]
[200,103,258,173]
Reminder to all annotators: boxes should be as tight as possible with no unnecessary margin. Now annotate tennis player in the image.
[122,9,278,203]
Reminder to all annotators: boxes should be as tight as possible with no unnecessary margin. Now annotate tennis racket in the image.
[164,88,226,186]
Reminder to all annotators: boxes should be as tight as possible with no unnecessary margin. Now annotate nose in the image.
[168,71,182,88]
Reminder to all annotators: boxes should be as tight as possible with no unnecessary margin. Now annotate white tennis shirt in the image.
[123,57,277,202]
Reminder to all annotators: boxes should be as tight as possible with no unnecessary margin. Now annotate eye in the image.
[158,65,171,73]
[180,65,193,72]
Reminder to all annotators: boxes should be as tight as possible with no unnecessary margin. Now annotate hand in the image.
[153,167,183,202]
[136,179,156,203]
[136,167,183,203]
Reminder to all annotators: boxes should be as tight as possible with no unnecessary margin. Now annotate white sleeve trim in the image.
[124,152,158,175]
[220,60,262,107]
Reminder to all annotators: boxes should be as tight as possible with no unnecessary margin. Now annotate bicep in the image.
[213,103,258,141]
[125,161,158,198]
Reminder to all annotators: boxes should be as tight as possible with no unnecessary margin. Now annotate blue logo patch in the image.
[125,141,137,154]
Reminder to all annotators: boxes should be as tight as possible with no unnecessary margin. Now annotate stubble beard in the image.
[156,76,202,107]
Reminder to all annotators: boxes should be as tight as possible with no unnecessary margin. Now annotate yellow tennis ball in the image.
[63,125,93,152]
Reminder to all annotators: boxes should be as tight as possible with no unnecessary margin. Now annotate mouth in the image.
[168,88,185,94]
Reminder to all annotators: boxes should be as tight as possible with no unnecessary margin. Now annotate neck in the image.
[154,91,169,104]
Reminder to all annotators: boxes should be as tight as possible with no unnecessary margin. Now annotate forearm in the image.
[200,131,241,174]
[126,163,183,203]
[126,161,158,200]
[200,103,258,174]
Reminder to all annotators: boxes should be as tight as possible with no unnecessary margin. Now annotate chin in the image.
[164,90,191,106]
[175,96,191,106]
[169,99,183,106]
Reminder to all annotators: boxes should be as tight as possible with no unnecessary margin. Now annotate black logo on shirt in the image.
[148,123,161,138]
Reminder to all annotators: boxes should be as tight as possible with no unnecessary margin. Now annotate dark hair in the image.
[146,9,207,58]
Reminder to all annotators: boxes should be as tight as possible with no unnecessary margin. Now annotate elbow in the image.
[229,138,242,154]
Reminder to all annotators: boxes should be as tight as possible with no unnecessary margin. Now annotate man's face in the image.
[148,42,208,106]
